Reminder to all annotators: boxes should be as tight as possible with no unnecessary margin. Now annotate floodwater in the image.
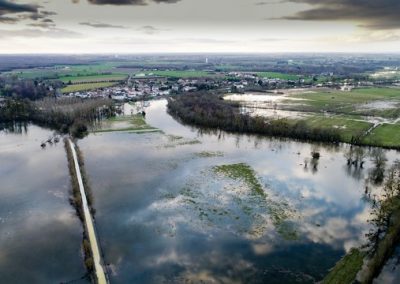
[79,100,400,283]
[224,91,309,103]
[224,91,312,119]
[0,124,88,283]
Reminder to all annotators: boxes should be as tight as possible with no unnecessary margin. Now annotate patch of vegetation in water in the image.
[161,136,202,148]
[322,248,366,284]
[166,134,184,141]
[194,151,224,158]
[213,163,298,240]
[93,114,160,133]
[213,163,265,197]
[180,186,200,199]
[157,163,296,239]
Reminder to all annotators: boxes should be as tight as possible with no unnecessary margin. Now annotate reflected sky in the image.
[0,126,88,284]
[78,100,400,283]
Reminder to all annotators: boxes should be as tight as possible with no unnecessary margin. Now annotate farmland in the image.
[257,72,300,80]
[282,88,400,117]
[301,116,373,143]
[362,123,400,148]
[61,82,117,93]
[59,74,128,84]
[286,88,400,147]
[224,87,400,148]
[149,70,218,78]
[3,62,130,80]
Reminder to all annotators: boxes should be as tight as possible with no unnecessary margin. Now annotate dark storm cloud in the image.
[282,0,400,30]
[80,21,127,28]
[0,0,37,22]
[73,0,180,5]
[0,0,38,14]
[0,0,56,24]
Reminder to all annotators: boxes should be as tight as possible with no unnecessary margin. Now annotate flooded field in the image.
[0,125,87,283]
[1,100,399,283]
[79,100,400,283]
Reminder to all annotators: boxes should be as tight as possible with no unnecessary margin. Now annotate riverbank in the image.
[323,164,400,284]
[167,92,400,150]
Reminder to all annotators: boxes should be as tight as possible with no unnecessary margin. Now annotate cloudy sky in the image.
[0,0,399,53]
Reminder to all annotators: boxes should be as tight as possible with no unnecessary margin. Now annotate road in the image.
[68,139,108,284]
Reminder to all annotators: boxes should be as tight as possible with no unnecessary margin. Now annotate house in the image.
[341,84,354,92]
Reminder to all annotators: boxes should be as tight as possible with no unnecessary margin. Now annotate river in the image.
[78,100,400,283]
[0,124,88,283]
[1,100,399,283]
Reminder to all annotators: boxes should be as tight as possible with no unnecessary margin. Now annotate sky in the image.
[0,0,399,53]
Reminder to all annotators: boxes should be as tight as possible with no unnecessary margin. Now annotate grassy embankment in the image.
[322,248,366,284]
[93,114,160,133]
[64,139,95,279]
[323,163,400,284]
[323,198,400,284]
[359,197,400,283]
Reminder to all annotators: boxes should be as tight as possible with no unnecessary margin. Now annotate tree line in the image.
[167,92,341,144]
[1,97,114,138]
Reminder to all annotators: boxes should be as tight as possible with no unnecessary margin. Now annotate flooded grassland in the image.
[79,100,400,284]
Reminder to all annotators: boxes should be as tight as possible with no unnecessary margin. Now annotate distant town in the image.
[60,69,400,101]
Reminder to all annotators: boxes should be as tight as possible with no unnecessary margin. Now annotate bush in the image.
[70,120,88,138]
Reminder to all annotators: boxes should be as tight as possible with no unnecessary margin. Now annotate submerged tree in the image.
[369,148,387,185]
[344,146,367,168]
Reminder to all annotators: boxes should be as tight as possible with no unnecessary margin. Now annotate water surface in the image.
[0,124,88,283]
[80,100,399,283]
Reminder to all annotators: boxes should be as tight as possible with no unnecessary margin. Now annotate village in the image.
[60,70,393,101]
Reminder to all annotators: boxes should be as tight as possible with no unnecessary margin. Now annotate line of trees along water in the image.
[1,97,114,138]
[1,76,115,138]
[167,92,341,144]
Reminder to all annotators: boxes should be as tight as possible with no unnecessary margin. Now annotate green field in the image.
[257,72,300,80]
[363,123,400,147]
[233,87,400,148]
[282,88,400,146]
[4,62,130,79]
[302,116,373,143]
[60,74,127,83]
[61,82,117,93]
[148,70,217,78]
[285,88,400,117]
